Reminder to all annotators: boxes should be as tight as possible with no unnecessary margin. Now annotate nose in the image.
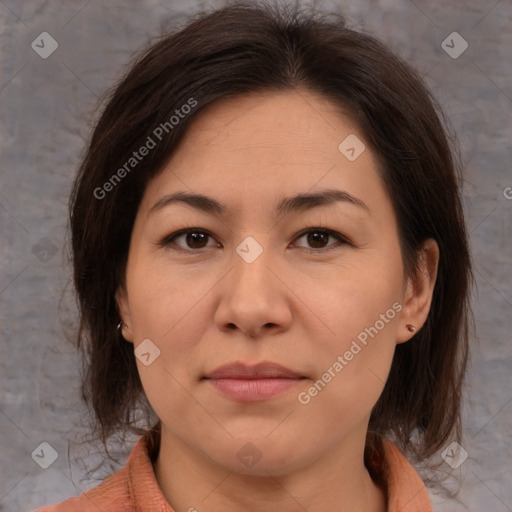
[213,241,293,339]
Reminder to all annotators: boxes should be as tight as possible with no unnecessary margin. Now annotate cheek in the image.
[297,263,402,419]
[136,360,208,439]
[126,256,218,405]
[304,253,403,342]
[300,306,399,429]
[126,250,211,340]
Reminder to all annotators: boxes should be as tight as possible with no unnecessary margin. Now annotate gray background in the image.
[1,0,511,511]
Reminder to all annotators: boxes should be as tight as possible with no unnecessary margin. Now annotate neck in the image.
[153,424,387,512]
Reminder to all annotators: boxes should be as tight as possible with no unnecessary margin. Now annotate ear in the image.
[116,285,134,343]
[396,238,439,344]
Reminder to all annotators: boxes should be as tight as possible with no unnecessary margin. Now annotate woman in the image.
[36,1,472,511]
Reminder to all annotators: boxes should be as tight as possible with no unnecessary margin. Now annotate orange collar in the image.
[36,431,433,512]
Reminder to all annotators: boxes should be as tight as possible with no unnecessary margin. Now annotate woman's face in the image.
[117,89,435,476]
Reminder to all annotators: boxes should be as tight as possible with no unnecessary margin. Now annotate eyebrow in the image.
[148,188,370,218]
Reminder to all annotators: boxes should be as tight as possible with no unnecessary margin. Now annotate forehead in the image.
[178,89,359,159]
[140,89,385,220]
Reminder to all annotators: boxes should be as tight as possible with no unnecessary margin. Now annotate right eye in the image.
[158,228,220,253]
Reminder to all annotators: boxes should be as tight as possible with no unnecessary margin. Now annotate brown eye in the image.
[160,228,218,252]
[306,231,329,249]
[182,232,210,249]
[293,228,350,252]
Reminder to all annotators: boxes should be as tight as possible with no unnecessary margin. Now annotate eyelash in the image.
[157,226,352,254]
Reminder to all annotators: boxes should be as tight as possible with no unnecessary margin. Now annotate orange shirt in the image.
[35,432,433,512]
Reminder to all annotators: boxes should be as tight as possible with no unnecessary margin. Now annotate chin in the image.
[206,437,312,477]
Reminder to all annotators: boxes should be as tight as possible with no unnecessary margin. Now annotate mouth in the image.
[202,361,307,402]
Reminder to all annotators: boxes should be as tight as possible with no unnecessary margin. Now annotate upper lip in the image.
[204,361,304,379]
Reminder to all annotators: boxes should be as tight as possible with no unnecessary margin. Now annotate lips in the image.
[204,361,303,380]
[203,361,306,402]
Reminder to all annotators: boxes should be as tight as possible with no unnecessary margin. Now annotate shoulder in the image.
[33,432,170,512]
[33,464,131,512]
[368,435,434,512]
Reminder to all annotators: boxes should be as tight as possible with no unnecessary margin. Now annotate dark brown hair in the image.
[69,0,472,479]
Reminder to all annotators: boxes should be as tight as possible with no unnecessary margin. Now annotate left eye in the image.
[293,228,350,251]
[159,227,350,253]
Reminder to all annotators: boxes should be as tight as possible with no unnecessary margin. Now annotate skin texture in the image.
[117,89,439,512]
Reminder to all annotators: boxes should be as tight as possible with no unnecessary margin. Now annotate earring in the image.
[117,321,123,331]
[406,324,416,333]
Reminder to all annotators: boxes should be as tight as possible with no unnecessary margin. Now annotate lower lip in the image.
[205,378,304,401]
